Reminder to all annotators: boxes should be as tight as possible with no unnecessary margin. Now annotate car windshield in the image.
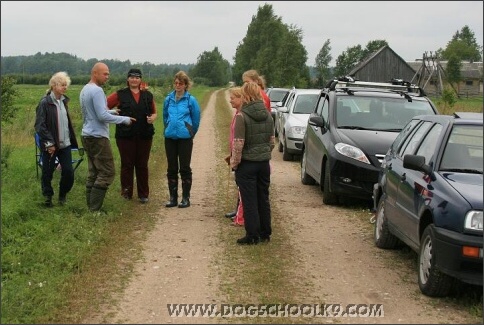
[269,90,289,102]
[440,125,483,173]
[293,94,319,114]
[336,96,435,131]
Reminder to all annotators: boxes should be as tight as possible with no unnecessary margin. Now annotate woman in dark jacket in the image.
[230,82,275,245]
[34,71,79,207]
[107,68,157,203]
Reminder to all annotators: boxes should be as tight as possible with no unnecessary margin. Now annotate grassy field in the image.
[1,83,214,323]
[1,85,482,323]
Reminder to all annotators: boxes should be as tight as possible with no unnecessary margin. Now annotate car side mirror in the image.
[278,106,289,113]
[308,114,325,128]
[403,154,435,180]
[276,101,283,107]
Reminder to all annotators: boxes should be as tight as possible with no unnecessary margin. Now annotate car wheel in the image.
[418,225,454,297]
[301,149,316,185]
[322,160,338,205]
[282,139,293,161]
[374,196,399,249]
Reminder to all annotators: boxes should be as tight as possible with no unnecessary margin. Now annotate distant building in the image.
[348,45,483,97]
[348,45,416,83]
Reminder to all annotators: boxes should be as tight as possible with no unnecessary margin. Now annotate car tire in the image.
[301,149,316,185]
[278,138,283,153]
[282,139,293,161]
[374,196,399,249]
[322,160,338,205]
[418,224,454,297]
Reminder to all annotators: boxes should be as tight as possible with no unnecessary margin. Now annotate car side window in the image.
[390,119,420,154]
[416,123,443,164]
[399,121,432,157]
[285,93,295,108]
[315,93,326,116]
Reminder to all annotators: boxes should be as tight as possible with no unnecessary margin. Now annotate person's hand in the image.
[224,155,230,165]
[107,108,120,115]
[46,145,55,157]
[126,117,137,125]
[147,113,157,124]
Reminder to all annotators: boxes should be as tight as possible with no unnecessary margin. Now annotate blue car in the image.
[373,112,483,297]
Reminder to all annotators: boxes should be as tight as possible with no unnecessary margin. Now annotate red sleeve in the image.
[261,90,271,112]
[106,92,119,109]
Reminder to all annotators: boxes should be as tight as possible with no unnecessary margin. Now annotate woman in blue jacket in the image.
[163,71,201,208]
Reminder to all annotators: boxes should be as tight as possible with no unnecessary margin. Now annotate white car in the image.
[277,88,320,161]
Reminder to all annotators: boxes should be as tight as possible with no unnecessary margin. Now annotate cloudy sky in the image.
[1,1,482,66]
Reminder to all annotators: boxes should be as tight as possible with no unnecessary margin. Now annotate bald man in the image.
[80,62,136,212]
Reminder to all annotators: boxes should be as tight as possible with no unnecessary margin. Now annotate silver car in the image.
[277,88,320,161]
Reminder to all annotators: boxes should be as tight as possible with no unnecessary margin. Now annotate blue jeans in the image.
[40,146,74,198]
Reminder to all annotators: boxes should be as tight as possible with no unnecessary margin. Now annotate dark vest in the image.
[115,88,155,139]
[241,106,273,161]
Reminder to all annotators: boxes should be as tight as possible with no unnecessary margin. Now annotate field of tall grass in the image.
[1,84,482,323]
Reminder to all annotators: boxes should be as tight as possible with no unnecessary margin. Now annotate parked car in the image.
[277,88,320,161]
[266,87,290,135]
[300,77,438,205]
[372,112,483,297]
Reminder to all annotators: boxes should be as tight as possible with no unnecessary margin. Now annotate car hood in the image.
[440,172,483,209]
[288,114,310,127]
[337,129,398,155]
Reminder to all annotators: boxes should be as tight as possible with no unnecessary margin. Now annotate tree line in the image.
[1,4,481,90]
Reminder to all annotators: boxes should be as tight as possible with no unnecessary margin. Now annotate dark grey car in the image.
[300,77,438,205]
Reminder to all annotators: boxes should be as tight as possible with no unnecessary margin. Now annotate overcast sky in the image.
[1,1,482,67]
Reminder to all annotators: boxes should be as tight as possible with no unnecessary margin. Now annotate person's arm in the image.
[148,93,157,123]
[92,90,132,125]
[34,99,55,151]
[189,96,201,134]
[230,113,245,170]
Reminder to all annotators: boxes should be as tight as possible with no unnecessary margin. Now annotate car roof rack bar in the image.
[326,76,424,95]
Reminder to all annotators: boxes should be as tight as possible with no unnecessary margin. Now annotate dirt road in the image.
[84,89,480,324]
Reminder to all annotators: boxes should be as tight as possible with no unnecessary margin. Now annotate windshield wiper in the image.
[338,126,369,130]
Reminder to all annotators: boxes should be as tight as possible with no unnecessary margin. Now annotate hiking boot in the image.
[236,236,259,245]
[44,196,53,208]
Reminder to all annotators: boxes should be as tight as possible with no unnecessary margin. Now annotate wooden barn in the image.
[348,45,416,83]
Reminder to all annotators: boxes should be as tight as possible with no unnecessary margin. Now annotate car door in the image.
[279,92,295,144]
[391,121,434,246]
[305,93,329,181]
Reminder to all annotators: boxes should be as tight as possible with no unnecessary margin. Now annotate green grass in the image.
[1,83,214,324]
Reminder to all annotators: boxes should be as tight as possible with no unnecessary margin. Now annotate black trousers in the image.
[235,160,272,239]
[164,137,193,180]
[41,146,74,198]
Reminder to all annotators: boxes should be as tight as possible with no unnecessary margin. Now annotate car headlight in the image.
[288,126,306,136]
[335,143,370,164]
[464,211,483,232]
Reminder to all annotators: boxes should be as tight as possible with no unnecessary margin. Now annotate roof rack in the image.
[325,76,425,96]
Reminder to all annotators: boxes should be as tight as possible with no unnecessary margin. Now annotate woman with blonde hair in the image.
[35,71,79,207]
[230,82,275,244]
[242,69,271,111]
[224,87,245,226]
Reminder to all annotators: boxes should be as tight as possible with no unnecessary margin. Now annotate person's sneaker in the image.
[44,196,53,208]
[139,197,149,204]
[236,236,259,245]
[225,211,236,218]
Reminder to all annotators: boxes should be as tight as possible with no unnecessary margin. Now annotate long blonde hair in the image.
[242,69,267,90]
[241,82,262,103]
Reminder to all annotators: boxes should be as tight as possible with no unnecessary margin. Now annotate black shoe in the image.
[236,236,259,245]
[44,196,53,208]
[260,236,271,243]
[139,197,149,204]
[178,197,190,208]
[58,195,66,206]
[225,211,236,218]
